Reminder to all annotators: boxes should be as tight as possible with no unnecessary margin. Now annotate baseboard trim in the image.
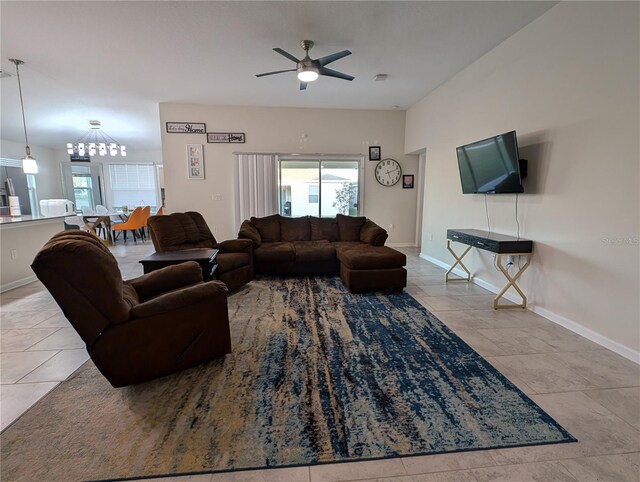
[388,243,417,248]
[1,275,38,293]
[418,253,640,365]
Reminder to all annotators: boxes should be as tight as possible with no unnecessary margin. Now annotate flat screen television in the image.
[456,130,524,194]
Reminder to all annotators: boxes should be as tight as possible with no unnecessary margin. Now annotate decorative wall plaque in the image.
[166,122,207,134]
[207,132,245,143]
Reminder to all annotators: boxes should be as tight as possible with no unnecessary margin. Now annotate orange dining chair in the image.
[113,206,145,243]
[140,205,151,239]
[156,206,165,216]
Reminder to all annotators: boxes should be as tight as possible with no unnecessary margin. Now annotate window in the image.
[308,185,319,203]
[72,168,94,212]
[109,163,157,208]
[278,157,361,217]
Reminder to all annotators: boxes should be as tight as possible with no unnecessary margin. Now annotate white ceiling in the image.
[0,1,556,151]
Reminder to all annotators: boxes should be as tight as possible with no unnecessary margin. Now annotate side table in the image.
[139,248,218,280]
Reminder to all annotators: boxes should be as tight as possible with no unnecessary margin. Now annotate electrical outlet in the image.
[10,249,17,260]
[389,224,394,230]
[213,194,222,201]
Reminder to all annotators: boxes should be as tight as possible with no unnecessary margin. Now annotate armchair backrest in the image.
[31,231,136,347]
[147,211,217,252]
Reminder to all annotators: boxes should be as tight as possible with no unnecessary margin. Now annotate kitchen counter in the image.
[0,214,66,225]
[1,215,65,291]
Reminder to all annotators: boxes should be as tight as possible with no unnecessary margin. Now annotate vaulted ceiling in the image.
[0,1,556,151]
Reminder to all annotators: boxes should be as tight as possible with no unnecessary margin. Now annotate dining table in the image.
[82,212,128,246]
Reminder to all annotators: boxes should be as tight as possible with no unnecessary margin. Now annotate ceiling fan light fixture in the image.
[297,67,319,82]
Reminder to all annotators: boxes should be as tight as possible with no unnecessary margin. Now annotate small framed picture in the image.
[187,144,204,179]
[403,174,414,189]
[369,146,381,161]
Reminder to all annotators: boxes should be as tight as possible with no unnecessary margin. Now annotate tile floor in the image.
[1,244,638,481]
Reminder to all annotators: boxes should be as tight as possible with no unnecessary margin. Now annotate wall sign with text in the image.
[166,122,207,134]
[207,132,245,143]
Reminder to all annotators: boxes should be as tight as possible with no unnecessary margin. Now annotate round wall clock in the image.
[375,158,402,186]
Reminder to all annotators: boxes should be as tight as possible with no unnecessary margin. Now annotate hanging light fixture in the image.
[67,120,127,157]
[9,58,38,174]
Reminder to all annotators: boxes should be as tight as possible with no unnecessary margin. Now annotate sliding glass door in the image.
[278,157,361,218]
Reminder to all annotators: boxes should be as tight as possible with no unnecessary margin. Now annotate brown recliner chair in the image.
[147,211,253,292]
[31,230,232,388]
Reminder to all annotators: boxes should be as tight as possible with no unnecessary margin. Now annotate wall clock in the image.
[375,158,402,186]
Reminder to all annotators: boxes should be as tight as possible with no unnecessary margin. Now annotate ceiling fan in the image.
[256,40,354,90]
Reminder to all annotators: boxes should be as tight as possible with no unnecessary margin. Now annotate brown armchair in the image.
[31,230,231,388]
[147,211,253,292]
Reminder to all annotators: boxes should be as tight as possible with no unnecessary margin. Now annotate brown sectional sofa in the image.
[238,214,407,292]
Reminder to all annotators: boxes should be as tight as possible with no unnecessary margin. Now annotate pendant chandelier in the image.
[67,120,127,157]
[9,58,38,174]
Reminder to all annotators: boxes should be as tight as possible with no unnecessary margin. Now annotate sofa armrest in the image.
[130,280,228,319]
[238,220,262,248]
[215,238,253,253]
[127,261,203,300]
[360,220,388,246]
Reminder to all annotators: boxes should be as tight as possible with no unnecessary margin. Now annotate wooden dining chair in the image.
[113,206,145,243]
[156,206,165,216]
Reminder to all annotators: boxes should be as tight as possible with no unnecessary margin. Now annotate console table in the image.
[445,229,533,309]
[139,249,218,280]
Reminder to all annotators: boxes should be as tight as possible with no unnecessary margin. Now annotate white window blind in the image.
[108,164,157,207]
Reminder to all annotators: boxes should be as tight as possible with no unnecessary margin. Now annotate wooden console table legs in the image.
[494,253,532,309]
[445,240,472,282]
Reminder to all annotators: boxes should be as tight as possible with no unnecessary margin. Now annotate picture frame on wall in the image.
[187,144,204,179]
[369,146,381,161]
[403,174,414,189]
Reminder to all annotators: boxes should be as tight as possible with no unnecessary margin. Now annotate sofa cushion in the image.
[280,216,311,241]
[293,241,336,262]
[337,246,407,270]
[360,220,388,246]
[250,214,281,242]
[254,242,295,263]
[333,241,364,251]
[238,220,261,248]
[309,217,339,241]
[336,214,366,241]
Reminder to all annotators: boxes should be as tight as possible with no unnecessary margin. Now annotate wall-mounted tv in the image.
[456,130,524,194]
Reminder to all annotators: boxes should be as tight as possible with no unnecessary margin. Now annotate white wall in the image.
[1,139,64,202]
[159,104,418,244]
[406,2,640,357]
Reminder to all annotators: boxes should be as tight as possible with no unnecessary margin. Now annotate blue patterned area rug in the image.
[0,276,575,481]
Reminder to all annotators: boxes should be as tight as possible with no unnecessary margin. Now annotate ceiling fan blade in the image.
[316,50,352,67]
[319,67,354,81]
[273,48,300,63]
[256,68,297,78]
[299,82,308,91]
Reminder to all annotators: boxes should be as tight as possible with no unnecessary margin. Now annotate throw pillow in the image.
[336,214,366,242]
